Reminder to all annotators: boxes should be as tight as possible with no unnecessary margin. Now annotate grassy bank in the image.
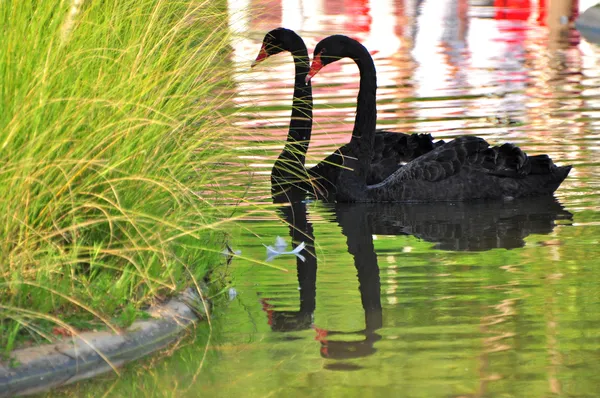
[0,0,241,353]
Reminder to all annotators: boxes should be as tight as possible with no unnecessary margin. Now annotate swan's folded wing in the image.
[368,131,438,184]
[372,131,436,163]
[378,135,490,184]
[381,135,561,186]
[481,143,560,178]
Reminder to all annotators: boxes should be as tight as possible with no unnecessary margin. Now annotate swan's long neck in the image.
[272,42,313,186]
[350,44,377,180]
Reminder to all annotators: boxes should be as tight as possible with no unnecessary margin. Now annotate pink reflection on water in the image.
[228,0,593,191]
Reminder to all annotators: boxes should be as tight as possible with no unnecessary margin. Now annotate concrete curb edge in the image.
[0,287,209,397]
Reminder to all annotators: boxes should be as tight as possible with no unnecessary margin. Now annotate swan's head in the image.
[252,28,300,68]
[306,35,358,83]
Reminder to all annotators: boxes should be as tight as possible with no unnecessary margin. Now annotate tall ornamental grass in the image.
[0,0,240,352]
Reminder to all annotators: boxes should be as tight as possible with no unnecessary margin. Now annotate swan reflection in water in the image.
[263,189,572,364]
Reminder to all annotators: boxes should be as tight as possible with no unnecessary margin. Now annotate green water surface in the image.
[52,1,600,397]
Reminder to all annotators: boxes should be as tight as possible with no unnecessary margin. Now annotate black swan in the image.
[306,35,572,202]
[252,28,437,198]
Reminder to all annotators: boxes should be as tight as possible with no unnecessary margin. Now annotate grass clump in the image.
[0,0,240,353]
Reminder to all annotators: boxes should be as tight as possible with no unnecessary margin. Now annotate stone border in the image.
[0,288,209,397]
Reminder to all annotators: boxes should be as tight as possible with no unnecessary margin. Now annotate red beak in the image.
[251,45,268,68]
[306,52,324,83]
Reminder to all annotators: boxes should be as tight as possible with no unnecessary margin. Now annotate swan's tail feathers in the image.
[526,164,572,196]
[481,141,565,179]
[524,154,571,185]
[528,154,557,175]
[553,165,572,182]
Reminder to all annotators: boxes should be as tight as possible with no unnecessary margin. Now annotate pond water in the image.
[54,0,600,397]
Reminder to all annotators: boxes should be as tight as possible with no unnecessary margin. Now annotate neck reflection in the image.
[263,192,572,364]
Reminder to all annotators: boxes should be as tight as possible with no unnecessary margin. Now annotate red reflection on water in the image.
[341,0,371,33]
[495,0,531,21]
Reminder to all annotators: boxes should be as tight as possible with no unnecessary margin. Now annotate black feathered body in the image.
[309,35,571,203]
[307,131,438,198]
[350,136,572,202]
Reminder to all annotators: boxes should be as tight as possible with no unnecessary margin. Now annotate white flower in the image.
[264,236,306,262]
[228,288,237,301]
